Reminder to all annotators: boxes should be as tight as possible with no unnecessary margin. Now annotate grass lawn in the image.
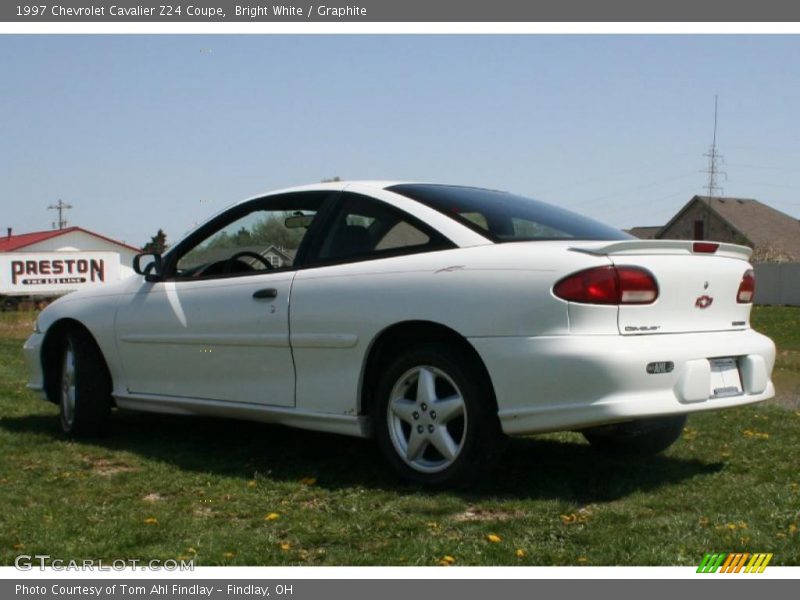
[0,309,798,566]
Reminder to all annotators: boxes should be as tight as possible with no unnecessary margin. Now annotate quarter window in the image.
[313,193,450,263]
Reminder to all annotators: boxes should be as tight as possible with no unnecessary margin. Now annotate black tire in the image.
[582,414,687,456]
[58,327,112,436]
[373,343,503,487]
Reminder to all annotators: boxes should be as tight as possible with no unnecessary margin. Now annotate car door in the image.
[115,191,333,406]
[289,190,455,416]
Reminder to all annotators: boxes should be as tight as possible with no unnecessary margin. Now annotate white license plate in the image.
[709,357,743,398]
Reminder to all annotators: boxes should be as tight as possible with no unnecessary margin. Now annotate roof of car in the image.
[258,181,409,195]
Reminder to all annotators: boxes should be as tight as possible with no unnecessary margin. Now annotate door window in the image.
[172,194,326,279]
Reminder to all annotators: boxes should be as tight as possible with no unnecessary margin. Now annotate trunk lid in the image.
[571,240,753,335]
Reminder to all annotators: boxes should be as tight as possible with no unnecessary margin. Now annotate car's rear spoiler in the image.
[570,240,752,261]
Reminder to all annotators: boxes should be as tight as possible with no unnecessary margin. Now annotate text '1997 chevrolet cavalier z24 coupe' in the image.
[24,182,776,486]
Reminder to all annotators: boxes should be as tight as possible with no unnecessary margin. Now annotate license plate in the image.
[709,357,743,398]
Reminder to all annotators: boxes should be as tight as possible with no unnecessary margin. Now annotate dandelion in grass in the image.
[486,534,502,543]
[438,555,455,566]
[265,512,280,521]
[223,552,235,559]
[280,542,291,551]
[144,517,158,525]
[743,429,770,440]
[560,513,588,525]
[515,549,527,558]
[247,480,257,488]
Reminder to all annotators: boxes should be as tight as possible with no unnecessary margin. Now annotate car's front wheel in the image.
[581,414,687,456]
[374,344,503,487]
[58,328,112,436]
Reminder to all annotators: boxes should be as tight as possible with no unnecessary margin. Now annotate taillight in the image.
[737,269,755,303]
[553,266,658,305]
[693,242,719,253]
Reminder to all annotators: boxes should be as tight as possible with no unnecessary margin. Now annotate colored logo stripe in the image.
[745,553,773,573]
[697,553,726,573]
[697,552,773,573]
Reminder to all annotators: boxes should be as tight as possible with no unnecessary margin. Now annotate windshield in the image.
[388,184,631,243]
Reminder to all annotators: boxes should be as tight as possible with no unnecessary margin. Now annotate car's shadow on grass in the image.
[1,410,723,503]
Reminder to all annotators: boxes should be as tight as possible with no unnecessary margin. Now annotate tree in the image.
[142,229,168,254]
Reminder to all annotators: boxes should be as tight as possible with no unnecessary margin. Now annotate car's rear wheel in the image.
[58,328,112,436]
[374,344,503,487]
[581,414,687,456]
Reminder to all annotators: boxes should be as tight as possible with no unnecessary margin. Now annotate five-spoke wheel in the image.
[59,340,77,432]
[374,344,503,487]
[57,327,112,436]
[387,365,468,473]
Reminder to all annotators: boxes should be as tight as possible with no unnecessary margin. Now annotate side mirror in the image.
[133,253,163,282]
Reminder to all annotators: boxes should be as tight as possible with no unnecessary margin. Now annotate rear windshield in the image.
[388,183,631,243]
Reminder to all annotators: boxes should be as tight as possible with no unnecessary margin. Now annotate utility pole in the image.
[48,199,73,229]
[701,96,726,239]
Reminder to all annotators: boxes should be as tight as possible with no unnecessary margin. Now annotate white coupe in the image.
[24,182,776,486]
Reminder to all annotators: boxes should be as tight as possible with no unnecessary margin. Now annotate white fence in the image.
[754,263,800,306]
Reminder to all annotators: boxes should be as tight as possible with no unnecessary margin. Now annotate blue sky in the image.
[2,35,799,248]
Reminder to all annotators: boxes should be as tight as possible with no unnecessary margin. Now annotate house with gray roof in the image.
[628,195,800,262]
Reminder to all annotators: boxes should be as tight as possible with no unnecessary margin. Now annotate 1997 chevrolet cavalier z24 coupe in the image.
[25,182,776,485]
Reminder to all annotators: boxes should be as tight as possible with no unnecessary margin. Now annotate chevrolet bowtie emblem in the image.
[695,295,714,309]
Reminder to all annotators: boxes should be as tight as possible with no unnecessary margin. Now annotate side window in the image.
[172,194,324,279]
[314,193,450,263]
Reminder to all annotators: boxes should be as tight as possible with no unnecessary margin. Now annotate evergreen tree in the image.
[142,229,168,254]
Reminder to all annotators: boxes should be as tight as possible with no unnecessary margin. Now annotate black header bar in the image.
[4,0,800,22]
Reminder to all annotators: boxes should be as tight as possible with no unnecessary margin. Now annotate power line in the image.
[726,163,800,173]
[567,170,697,207]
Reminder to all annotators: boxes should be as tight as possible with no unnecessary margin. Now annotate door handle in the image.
[252,288,278,299]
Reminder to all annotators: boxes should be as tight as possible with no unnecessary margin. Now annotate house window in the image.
[693,220,704,240]
[270,255,281,267]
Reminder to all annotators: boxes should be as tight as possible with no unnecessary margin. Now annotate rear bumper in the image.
[470,329,775,435]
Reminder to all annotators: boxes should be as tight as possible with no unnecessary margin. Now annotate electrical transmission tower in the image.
[703,96,727,197]
[701,96,726,239]
[48,199,73,229]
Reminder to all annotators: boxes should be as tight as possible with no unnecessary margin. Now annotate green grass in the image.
[751,306,800,353]
[751,306,800,409]
[1,310,799,566]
